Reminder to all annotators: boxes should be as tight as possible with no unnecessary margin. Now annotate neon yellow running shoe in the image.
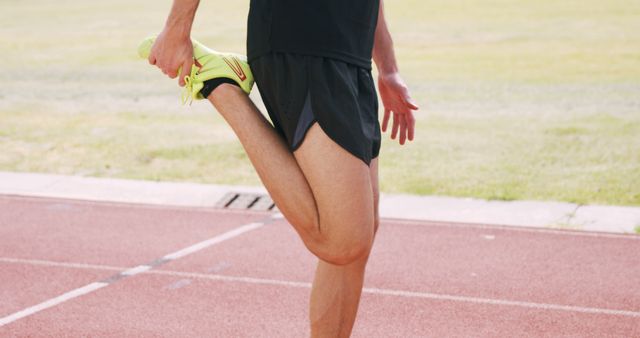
[138,36,254,104]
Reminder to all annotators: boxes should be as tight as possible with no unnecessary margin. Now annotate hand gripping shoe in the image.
[138,36,254,104]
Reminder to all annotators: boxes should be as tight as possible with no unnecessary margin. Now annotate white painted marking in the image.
[271,212,285,219]
[162,222,264,260]
[151,269,312,289]
[0,221,264,327]
[483,234,495,240]
[0,257,124,272]
[121,265,152,276]
[4,257,640,318]
[150,270,640,318]
[0,282,108,327]
[362,287,640,318]
[386,218,640,240]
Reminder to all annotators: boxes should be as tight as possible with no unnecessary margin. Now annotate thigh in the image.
[369,157,380,235]
[293,122,375,241]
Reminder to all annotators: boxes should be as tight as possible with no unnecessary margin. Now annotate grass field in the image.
[1,0,639,206]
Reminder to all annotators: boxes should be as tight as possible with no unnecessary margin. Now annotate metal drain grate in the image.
[215,192,276,211]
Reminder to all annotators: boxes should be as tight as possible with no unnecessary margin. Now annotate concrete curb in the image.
[1,171,638,235]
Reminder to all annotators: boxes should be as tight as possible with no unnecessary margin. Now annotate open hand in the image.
[148,29,195,87]
[378,72,419,145]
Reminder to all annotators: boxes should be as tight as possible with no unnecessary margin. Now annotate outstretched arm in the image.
[373,0,419,145]
[148,0,200,87]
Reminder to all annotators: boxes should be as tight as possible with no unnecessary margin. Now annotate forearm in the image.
[163,0,200,37]
[372,0,398,75]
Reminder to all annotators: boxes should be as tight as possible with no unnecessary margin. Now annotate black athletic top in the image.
[247,0,380,69]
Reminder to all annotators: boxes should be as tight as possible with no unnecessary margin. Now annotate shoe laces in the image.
[181,65,199,106]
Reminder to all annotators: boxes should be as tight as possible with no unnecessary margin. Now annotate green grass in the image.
[1,0,639,205]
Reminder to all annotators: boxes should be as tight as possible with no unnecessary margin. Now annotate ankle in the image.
[203,79,242,100]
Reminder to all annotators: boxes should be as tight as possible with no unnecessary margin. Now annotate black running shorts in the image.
[249,52,381,166]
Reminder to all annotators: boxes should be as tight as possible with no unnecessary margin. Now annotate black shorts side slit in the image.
[250,52,381,166]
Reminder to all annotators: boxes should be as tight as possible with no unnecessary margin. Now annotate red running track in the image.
[0,195,638,337]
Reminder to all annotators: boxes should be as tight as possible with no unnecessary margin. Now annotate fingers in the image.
[147,39,188,81]
[391,112,399,140]
[154,57,175,78]
[148,41,158,65]
[399,113,407,145]
[383,109,415,145]
[382,108,391,132]
[166,69,178,79]
[407,112,415,141]
[378,72,418,145]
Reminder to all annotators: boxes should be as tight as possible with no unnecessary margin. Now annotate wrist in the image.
[377,69,400,81]
[374,57,398,76]
[163,21,192,39]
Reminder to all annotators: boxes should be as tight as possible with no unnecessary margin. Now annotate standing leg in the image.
[308,158,379,338]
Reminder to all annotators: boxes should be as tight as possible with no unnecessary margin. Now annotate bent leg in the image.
[308,158,379,338]
[208,85,321,240]
[209,85,375,265]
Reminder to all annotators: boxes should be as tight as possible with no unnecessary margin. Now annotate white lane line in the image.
[150,269,312,289]
[0,257,125,272]
[121,265,152,276]
[152,271,640,318]
[162,222,264,260]
[0,221,265,327]
[362,287,640,318]
[384,218,640,240]
[0,282,108,326]
[3,257,638,318]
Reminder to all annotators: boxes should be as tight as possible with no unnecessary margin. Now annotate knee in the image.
[313,221,374,266]
[319,239,372,266]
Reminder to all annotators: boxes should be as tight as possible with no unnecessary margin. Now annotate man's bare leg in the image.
[208,84,377,335]
[208,84,375,264]
[208,85,319,241]
[308,158,380,337]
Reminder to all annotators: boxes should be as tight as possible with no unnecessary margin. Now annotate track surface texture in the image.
[1,195,638,337]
